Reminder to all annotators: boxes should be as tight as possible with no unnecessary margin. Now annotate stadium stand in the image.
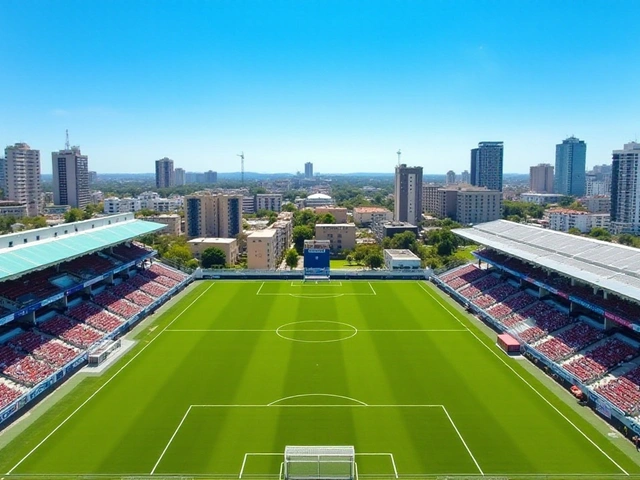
[0,381,22,410]
[8,330,81,368]
[433,220,640,442]
[0,214,192,427]
[38,316,103,349]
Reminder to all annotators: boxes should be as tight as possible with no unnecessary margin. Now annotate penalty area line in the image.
[150,406,193,475]
[418,281,629,477]
[441,406,483,476]
[5,283,215,476]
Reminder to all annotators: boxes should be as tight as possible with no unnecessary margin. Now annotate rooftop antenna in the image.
[397,149,401,167]
[237,151,245,184]
[65,129,70,150]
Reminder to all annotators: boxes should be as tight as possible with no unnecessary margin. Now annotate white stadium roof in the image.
[455,220,640,303]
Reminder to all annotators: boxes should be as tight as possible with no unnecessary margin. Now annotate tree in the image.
[346,254,354,265]
[282,203,297,212]
[163,244,193,266]
[292,225,314,253]
[319,213,336,224]
[64,208,85,223]
[618,233,637,246]
[201,247,227,268]
[285,248,299,270]
[364,252,384,270]
[567,227,582,236]
[588,227,611,241]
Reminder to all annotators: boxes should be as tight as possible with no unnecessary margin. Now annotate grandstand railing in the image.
[432,274,640,438]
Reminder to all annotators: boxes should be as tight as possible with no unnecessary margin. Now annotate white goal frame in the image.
[283,446,355,480]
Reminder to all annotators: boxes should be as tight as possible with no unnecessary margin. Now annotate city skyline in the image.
[2,0,640,174]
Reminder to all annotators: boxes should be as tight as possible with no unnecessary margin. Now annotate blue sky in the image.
[2,0,639,174]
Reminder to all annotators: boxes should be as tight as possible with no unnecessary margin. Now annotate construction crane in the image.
[237,151,245,184]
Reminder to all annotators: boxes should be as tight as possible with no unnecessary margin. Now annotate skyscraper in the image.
[394,164,423,225]
[174,168,186,186]
[304,162,313,178]
[611,142,640,234]
[0,157,5,198]
[155,158,175,188]
[446,170,456,185]
[470,142,504,191]
[529,163,555,193]
[4,143,42,216]
[460,170,470,184]
[555,136,586,197]
[52,146,90,208]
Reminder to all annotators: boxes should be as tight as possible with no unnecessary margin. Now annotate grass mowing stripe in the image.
[5,282,215,476]
[417,280,630,476]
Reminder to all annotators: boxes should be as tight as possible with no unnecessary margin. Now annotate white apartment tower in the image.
[611,142,640,234]
[4,143,42,216]
[52,147,90,208]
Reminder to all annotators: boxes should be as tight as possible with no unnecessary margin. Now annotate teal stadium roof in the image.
[0,219,163,282]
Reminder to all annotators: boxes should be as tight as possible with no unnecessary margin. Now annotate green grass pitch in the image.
[1,280,640,479]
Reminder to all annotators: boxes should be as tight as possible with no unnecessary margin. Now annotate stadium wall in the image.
[432,274,640,440]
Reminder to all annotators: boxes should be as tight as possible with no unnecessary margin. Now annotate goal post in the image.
[284,446,355,480]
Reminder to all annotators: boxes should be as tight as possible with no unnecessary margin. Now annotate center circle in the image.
[276,320,358,343]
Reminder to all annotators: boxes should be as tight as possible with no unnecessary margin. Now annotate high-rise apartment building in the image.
[4,143,42,216]
[52,147,90,208]
[460,170,470,184]
[204,170,218,183]
[155,158,175,188]
[446,170,456,185]
[0,157,5,198]
[611,142,640,234]
[423,184,501,224]
[529,163,554,193]
[394,164,423,225]
[174,168,186,186]
[185,193,243,239]
[88,171,98,184]
[555,136,586,197]
[470,142,504,191]
[304,162,313,178]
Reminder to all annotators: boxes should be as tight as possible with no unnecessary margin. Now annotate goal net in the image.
[284,446,355,480]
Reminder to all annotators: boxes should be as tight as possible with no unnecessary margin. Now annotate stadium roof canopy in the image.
[0,218,163,282]
[455,220,640,303]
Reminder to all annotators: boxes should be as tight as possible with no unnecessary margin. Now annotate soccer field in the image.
[1,280,639,479]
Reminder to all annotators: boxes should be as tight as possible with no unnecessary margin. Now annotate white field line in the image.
[191,404,443,408]
[368,282,377,295]
[417,281,629,476]
[356,453,397,479]
[5,282,215,476]
[278,461,284,480]
[165,329,468,332]
[150,405,193,475]
[239,453,282,479]
[256,282,265,295]
[389,453,399,479]
[441,406,484,476]
[239,453,248,479]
